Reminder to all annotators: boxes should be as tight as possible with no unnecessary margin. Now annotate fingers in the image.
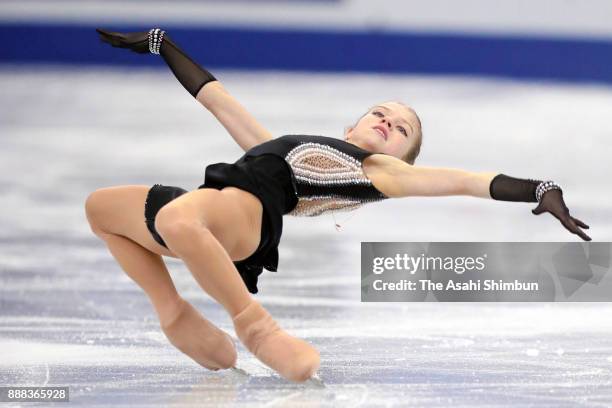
[96,28,110,43]
[560,216,592,241]
[96,28,115,42]
[96,28,124,39]
[570,217,592,241]
[571,216,590,229]
[531,201,592,241]
[96,28,126,47]
[98,36,112,46]
[576,229,592,241]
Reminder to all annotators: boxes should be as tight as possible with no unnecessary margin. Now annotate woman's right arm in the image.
[96,28,273,151]
[195,81,274,152]
[157,34,274,151]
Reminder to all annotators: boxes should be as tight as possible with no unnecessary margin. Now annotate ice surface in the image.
[1,66,612,407]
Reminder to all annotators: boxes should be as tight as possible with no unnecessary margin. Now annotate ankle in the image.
[157,296,187,328]
[232,300,320,382]
[232,300,279,349]
[228,297,255,319]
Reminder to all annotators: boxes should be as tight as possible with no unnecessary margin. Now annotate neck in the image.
[345,138,374,153]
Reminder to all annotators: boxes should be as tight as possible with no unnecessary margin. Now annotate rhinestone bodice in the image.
[243,135,388,217]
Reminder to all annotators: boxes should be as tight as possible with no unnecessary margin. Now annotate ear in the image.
[344,126,354,140]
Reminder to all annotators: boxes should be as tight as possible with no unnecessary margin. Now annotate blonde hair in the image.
[351,101,423,165]
[396,102,422,165]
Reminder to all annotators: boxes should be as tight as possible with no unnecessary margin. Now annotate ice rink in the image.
[1,66,612,406]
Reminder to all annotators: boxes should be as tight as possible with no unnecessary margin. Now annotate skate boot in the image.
[161,299,237,370]
[232,300,320,382]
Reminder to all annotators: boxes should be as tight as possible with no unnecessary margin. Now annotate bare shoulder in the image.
[362,153,411,198]
[364,154,485,198]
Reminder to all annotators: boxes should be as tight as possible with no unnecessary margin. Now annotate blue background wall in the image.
[1,0,612,84]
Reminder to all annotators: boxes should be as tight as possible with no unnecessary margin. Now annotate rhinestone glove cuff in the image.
[148,28,165,55]
[535,180,562,202]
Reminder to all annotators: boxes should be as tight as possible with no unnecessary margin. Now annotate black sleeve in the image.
[159,35,217,97]
[489,173,542,202]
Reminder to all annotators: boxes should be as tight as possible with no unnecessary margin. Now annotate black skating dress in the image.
[144,135,389,294]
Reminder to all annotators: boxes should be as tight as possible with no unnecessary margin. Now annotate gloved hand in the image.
[531,189,591,241]
[96,28,150,54]
[95,27,217,97]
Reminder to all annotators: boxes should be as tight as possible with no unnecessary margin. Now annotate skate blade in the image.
[229,366,250,376]
[305,372,325,388]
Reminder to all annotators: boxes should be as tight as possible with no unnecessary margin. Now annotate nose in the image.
[381,118,391,128]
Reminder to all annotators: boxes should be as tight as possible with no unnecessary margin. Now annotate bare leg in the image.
[160,226,253,317]
[85,186,236,370]
[153,187,262,317]
[93,230,236,369]
[155,188,320,382]
[95,230,182,324]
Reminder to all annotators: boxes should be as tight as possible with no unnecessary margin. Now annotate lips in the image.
[373,125,388,140]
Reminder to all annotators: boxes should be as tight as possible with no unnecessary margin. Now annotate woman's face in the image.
[344,102,419,160]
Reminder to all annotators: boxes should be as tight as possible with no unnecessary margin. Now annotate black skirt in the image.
[144,154,297,294]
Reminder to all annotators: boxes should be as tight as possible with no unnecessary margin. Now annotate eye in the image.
[398,126,408,137]
[372,111,384,117]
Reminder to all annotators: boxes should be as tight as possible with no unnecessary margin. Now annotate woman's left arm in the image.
[368,154,591,241]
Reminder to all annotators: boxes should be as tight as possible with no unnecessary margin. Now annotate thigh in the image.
[85,185,179,258]
[155,187,263,262]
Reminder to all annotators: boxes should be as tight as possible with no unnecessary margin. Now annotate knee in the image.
[85,190,107,236]
[155,206,211,253]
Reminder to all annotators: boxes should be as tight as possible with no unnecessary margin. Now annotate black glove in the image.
[96,28,217,97]
[531,189,591,241]
[489,173,540,202]
[490,173,591,241]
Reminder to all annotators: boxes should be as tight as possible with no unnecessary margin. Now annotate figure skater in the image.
[87,28,591,383]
